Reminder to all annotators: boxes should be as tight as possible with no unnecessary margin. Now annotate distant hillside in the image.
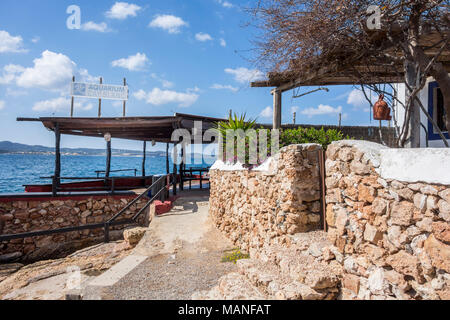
[0,141,166,157]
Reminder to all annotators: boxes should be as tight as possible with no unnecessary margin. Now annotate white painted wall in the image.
[332,140,450,185]
[394,77,450,148]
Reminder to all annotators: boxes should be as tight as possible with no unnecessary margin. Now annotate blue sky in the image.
[0,0,377,151]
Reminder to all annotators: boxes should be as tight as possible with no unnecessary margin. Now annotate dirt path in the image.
[87,193,238,300]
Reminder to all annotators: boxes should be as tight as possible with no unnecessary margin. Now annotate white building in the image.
[394,77,449,148]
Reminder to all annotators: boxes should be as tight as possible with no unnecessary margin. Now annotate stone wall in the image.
[325,140,450,300]
[0,193,150,262]
[209,144,323,251]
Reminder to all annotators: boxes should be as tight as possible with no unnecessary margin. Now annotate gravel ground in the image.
[103,194,238,300]
[110,249,237,300]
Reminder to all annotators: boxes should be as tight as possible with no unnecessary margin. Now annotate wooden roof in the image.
[251,31,450,92]
[17,113,226,143]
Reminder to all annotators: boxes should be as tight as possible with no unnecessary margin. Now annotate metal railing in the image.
[0,175,172,243]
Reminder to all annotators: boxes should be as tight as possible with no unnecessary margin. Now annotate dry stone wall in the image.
[0,194,150,262]
[325,140,450,300]
[209,144,323,251]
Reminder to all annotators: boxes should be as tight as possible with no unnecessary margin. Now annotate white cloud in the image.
[0,30,26,53]
[0,64,26,84]
[150,73,174,88]
[195,32,213,42]
[81,22,110,33]
[149,15,188,34]
[347,88,376,112]
[301,104,343,118]
[133,87,199,107]
[16,51,76,90]
[0,100,5,110]
[111,52,149,71]
[216,0,234,8]
[32,97,93,112]
[219,38,226,47]
[31,36,40,44]
[106,2,142,20]
[225,67,265,84]
[0,51,97,93]
[260,106,273,118]
[210,84,238,92]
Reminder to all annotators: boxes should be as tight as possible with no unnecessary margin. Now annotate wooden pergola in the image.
[17,113,224,194]
[251,31,450,147]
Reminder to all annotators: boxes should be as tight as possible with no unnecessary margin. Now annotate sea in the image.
[0,154,213,194]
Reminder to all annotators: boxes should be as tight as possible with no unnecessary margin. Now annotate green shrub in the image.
[280,127,349,150]
[221,248,250,264]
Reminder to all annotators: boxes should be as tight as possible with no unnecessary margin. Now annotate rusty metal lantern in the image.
[373,94,392,121]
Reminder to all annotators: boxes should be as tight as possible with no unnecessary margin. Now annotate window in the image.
[435,87,447,132]
[428,82,449,141]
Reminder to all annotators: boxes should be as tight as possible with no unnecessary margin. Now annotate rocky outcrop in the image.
[209,144,323,252]
[325,140,450,300]
[0,195,149,262]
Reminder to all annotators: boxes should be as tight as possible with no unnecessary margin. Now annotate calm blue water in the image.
[0,154,211,194]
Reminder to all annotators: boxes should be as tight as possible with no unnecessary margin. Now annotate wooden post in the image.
[166,143,170,174]
[54,124,61,196]
[98,77,103,118]
[172,144,177,196]
[293,112,296,125]
[142,141,147,177]
[122,78,127,117]
[105,139,111,178]
[272,89,282,129]
[339,113,342,128]
[70,76,75,117]
[180,145,184,191]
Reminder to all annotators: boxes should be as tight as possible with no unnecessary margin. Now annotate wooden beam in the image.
[54,123,61,193]
[98,77,103,118]
[105,139,111,177]
[272,89,282,129]
[166,143,170,174]
[142,141,147,177]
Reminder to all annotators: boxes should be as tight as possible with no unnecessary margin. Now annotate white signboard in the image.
[71,82,128,101]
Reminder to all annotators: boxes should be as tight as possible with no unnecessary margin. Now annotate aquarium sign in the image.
[71,82,128,101]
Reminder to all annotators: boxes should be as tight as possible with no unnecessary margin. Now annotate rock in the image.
[413,194,427,213]
[420,185,438,195]
[438,200,450,222]
[371,198,388,215]
[350,160,371,175]
[367,268,385,294]
[397,188,414,201]
[335,207,349,236]
[358,185,376,203]
[426,196,439,211]
[390,202,414,226]
[364,224,383,245]
[386,250,422,282]
[123,227,147,247]
[343,274,360,295]
[423,234,450,273]
[0,252,23,263]
[387,225,407,248]
[438,189,450,203]
[416,217,433,233]
[432,221,450,244]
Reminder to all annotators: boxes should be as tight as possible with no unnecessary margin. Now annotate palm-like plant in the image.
[216,113,257,164]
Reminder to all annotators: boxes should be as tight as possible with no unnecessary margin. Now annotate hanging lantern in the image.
[373,94,392,121]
